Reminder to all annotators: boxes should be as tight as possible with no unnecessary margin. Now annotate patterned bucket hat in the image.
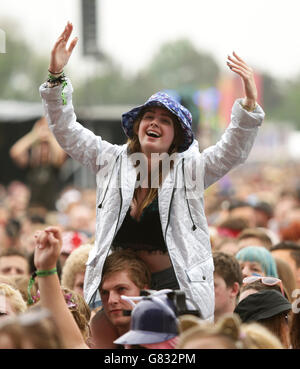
[121,91,194,152]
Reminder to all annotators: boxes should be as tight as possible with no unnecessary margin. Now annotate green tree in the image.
[270,77,300,129]
[142,39,220,91]
[74,38,220,106]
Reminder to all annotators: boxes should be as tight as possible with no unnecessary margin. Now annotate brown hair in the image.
[259,313,290,348]
[290,311,300,349]
[280,220,300,243]
[100,250,151,290]
[213,252,243,288]
[237,228,273,249]
[127,108,184,219]
[274,257,296,303]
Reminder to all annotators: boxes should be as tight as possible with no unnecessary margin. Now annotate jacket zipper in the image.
[98,156,120,209]
[182,159,197,231]
[89,156,124,307]
[163,166,180,288]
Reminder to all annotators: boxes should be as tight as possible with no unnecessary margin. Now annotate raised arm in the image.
[203,52,265,189]
[34,226,88,349]
[40,23,120,173]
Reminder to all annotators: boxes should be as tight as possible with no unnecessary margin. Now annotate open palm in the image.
[49,22,78,73]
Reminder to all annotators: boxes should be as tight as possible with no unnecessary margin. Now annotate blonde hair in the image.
[61,287,91,342]
[242,322,283,349]
[61,243,93,290]
[127,110,184,218]
[177,313,283,349]
[11,275,39,307]
[0,306,64,348]
[0,283,27,314]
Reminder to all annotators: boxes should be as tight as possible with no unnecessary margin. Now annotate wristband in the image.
[27,268,57,305]
[241,101,257,112]
[46,72,68,105]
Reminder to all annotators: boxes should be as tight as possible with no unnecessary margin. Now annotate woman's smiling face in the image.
[137,107,175,157]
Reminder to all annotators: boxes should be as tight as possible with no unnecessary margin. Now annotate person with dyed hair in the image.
[236,246,278,278]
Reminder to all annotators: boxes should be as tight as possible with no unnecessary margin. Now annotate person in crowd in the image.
[236,246,278,278]
[215,217,249,241]
[213,252,242,321]
[33,226,88,348]
[9,116,67,211]
[279,220,300,244]
[61,243,93,296]
[271,241,300,288]
[114,294,179,349]
[59,230,89,268]
[213,237,239,256]
[97,249,151,345]
[0,218,22,250]
[239,275,288,302]
[65,203,95,238]
[60,287,91,343]
[40,22,264,320]
[33,226,152,349]
[0,283,27,317]
[237,228,273,250]
[5,181,30,221]
[273,257,297,303]
[0,306,64,348]
[234,289,291,348]
[0,248,30,277]
[227,200,257,228]
[89,309,119,349]
[289,309,300,349]
[252,201,274,228]
[177,313,283,349]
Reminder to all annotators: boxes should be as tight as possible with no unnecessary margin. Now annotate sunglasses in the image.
[242,276,285,296]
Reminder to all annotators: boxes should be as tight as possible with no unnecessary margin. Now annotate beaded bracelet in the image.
[27,267,57,305]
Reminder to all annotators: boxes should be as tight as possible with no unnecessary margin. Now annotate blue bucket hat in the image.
[114,295,178,345]
[121,91,194,153]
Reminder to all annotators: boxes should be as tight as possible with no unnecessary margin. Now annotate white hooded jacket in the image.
[40,79,265,320]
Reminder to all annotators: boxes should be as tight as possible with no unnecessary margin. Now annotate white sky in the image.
[1,0,300,80]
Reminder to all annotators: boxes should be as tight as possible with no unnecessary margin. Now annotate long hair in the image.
[127,108,184,219]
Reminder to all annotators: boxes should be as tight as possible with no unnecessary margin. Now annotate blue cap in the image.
[114,295,178,345]
[121,91,194,153]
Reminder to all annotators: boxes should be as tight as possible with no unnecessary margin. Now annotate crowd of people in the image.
[1,22,300,350]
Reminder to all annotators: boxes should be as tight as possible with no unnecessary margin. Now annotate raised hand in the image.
[49,22,78,74]
[227,52,257,110]
[34,227,62,270]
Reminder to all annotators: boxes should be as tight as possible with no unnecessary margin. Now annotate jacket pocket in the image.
[185,257,214,283]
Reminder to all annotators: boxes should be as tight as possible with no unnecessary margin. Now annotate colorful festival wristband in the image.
[27,268,57,305]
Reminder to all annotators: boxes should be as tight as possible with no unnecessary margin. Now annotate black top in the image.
[112,197,168,253]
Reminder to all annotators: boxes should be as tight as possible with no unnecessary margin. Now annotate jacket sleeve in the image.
[39,78,120,174]
[203,99,265,189]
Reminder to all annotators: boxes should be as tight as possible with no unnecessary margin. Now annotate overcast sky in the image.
[1,0,300,80]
